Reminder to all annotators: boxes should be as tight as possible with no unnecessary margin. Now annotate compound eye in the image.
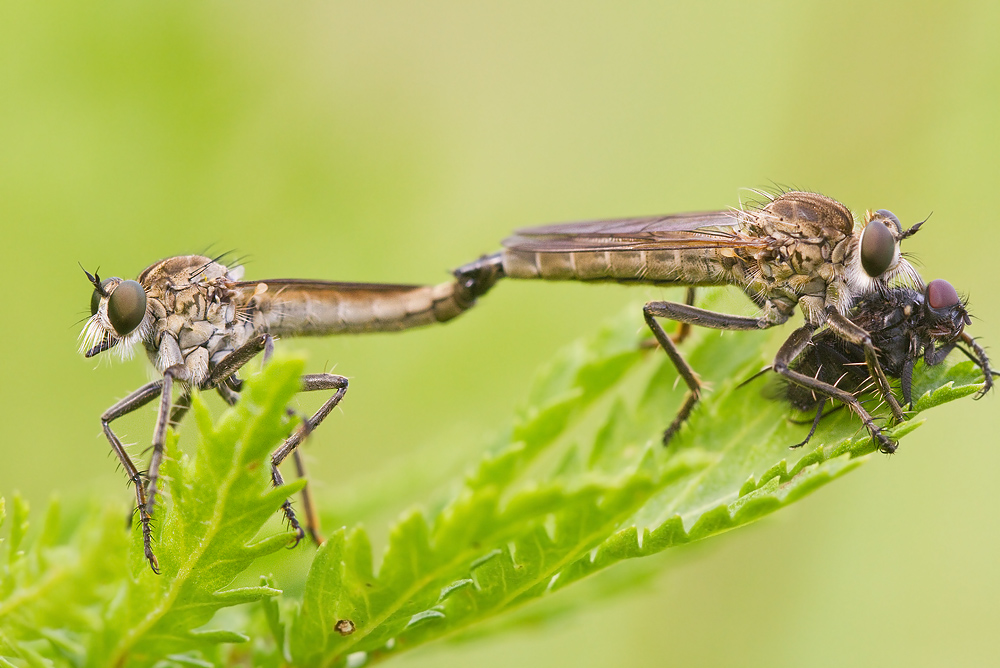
[90,278,115,316]
[90,289,101,316]
[860,219,896,277]
[107,280,147,335]
[875,209,902,234]
[926,279,960,310]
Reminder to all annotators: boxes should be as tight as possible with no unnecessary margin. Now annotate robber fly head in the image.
[78,265,150,360]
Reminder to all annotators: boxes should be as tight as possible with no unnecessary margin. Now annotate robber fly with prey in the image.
[777,278,995,449]
[80,255,501,572]
[455,190,923,451]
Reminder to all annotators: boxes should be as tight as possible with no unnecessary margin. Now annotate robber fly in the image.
[781,278,995,450]
[80,255,501,572]
[454,190,923,451]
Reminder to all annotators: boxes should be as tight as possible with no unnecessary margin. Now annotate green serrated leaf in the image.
[0,354,314,666]
[282,298,986,666]
[91,354,309,667]
[0,295,987,667]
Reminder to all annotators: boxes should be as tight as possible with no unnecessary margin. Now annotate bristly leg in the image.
[144,365,191,541]
[790,401,826,450]
[293,435,324,544]
[643,299,770,445]
[773,323,898,454]
[208,334,347,548]
[271,464,306,545]
[131,470,160,575]
[268,373,349,542]
[101,380,166,573]
[671,288,697,344]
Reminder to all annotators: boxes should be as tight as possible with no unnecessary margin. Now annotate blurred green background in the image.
[1,1,998,665]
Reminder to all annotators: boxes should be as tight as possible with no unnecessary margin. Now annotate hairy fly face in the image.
[78,268,151,360]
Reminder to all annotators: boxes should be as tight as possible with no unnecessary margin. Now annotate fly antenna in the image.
[900,212,930,241]
[80,262,108,297]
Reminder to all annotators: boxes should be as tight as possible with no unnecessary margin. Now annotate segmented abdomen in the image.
[240,271,500,337]
[501,248,742,286]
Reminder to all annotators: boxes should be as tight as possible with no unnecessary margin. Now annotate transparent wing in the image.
[233,279,425,294]
[502,210,766,253]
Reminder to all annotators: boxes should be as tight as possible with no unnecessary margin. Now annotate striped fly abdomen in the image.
[501,247,738,286]
[242,276,490,337]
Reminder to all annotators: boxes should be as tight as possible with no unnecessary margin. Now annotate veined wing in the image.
[233,278,426,296]
[503,210,767,253]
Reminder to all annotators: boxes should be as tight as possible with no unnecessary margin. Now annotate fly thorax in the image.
[208,319,255,369]
[175,295,245,385]
[797,294,828,326]
[747,236,831,305]
[783,238,832,283]
[759,295,797,325]
[747,193,853,297]
[143,297,170,357]
[137,255,246,387]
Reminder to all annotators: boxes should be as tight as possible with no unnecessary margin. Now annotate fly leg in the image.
[671,288,697,344]
[207,333,273,386]
[291,448,323,544]
[208,334,347,545]
[208,334,309,540]
[101,381,165,573]
[792,401,828,449]
[268,373,349,545]
[774,324,897,454]
[169,392,192,429]
[143,363,192,571]
[640,288,698,350]
[644,300,773,445]
[956,331,997,397]
[137,387,190,546]
[825,307,905,422]
[904,333,997,406]
[215,378,333,546]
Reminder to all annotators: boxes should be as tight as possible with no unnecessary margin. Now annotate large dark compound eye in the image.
[107,280,147,335]
[90,278,114,316]
[860,219,896,277]
[926,279,960,310]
